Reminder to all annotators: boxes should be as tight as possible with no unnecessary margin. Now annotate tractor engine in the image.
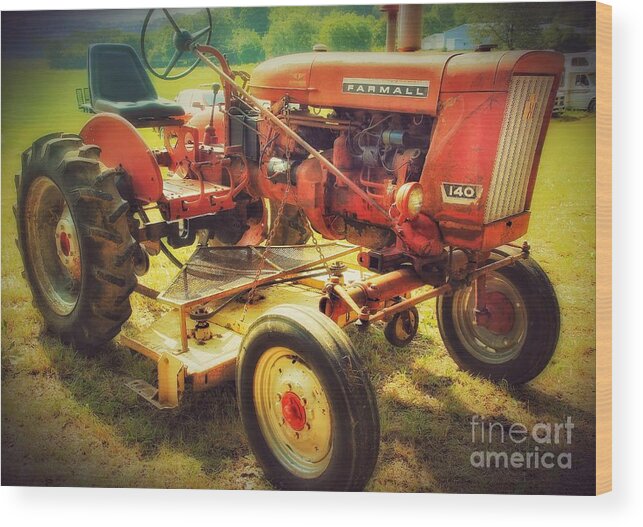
[245,50,451,260]
[253,105,432,251]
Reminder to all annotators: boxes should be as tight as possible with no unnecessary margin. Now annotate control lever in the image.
[204,82,220,145]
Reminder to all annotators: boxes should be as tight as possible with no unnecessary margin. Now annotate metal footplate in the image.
[157,243,357,307]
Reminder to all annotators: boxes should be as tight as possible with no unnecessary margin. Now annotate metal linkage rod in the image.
[328,246,530,325]
[193,45,392,222]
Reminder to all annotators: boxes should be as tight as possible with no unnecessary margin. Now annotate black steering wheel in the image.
[141,8,212,80]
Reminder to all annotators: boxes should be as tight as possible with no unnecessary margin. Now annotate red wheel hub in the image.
[478,291,515,335]
[59,231,71,257]
[281,391,306,431]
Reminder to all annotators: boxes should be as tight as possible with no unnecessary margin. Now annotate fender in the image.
[80,113,163,203]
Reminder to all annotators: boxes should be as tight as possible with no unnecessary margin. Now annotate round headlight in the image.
[395,182,424,221]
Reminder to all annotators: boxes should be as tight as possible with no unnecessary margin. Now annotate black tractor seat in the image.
[88,44,185,127]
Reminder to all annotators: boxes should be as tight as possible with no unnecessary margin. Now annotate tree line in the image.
[44,3,596,70]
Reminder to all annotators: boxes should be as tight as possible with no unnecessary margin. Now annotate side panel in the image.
[421,50,563,251]
[249,51,459,115]
[422,91,508,227]
[307,52,453,115]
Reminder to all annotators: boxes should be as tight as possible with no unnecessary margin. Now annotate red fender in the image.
[80,113,163,203]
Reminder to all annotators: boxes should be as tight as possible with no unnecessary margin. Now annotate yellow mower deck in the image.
[120,243,364,409]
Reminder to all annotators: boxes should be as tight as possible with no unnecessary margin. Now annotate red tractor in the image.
[14,6,563,491]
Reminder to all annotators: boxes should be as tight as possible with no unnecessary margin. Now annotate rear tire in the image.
[237,305,379,491]
[15,133,137,349]
[436,248,560,384]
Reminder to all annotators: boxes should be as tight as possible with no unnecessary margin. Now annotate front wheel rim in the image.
[254,346,333,479]
[451,273,527,364]
[24,177,81,316]
[392,309,417,341]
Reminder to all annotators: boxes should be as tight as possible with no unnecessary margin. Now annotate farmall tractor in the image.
[14,5,563,490]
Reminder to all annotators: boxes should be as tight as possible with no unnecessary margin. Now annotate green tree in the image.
[263,10,319,57]
[205,8,236,55]
[232,7,270,35]
[371,15,387,51]
[422,4,459,36]
[542,24,593,52]
[452,1,596,51]
[459,3,546,49]
[232,28,265,64]
[317,12,374,52]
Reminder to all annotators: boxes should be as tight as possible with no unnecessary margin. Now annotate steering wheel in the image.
[141,8,212,80]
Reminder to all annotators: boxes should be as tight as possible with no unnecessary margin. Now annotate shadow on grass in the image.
[348,328,596,495]
[41,333,247,478]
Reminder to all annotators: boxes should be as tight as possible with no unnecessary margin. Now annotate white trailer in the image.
[555,51,596,113]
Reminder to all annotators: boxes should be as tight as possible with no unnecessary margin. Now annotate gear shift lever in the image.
[204,82,220,145]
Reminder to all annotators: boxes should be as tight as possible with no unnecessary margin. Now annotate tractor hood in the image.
[249,50,564,116]
[249,51,460,116]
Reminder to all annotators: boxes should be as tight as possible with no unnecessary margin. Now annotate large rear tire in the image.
[436,248,560,384]
[237,305,379,491]
[15,133,137,349]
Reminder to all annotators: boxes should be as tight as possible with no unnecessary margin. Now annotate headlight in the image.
[395,182,424,221]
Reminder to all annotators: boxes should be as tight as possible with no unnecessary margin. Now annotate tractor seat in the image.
[88,44,185,127]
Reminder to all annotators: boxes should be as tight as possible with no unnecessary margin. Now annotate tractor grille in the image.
[484,75,554,224]
[157,243,355,306]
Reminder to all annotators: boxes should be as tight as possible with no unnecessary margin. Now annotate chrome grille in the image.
[484,75,554,223]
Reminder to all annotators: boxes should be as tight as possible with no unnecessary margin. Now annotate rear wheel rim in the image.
[451,273,527,364]
[24,177,81,316]
[254,346,333,479]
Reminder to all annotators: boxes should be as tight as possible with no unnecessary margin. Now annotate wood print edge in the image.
[595,0,612,496]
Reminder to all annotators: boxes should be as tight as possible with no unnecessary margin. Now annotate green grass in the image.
[1,60,596,493]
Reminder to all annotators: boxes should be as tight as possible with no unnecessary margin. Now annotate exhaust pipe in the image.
[397,4,423,52]
[380,5,399,52]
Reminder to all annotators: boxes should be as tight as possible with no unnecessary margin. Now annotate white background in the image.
[1,0,640,524]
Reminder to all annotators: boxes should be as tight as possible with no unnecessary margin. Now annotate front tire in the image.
[15,133,137,349]
[237,305,379,491]
[436,249,560,384]
[384,306,419,347]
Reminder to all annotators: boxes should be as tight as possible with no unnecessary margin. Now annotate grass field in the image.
[1,61,596,493]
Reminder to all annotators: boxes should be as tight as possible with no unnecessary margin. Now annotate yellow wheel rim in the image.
[253,346,333,479]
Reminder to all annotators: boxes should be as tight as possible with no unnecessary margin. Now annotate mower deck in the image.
[120,243,364,409]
